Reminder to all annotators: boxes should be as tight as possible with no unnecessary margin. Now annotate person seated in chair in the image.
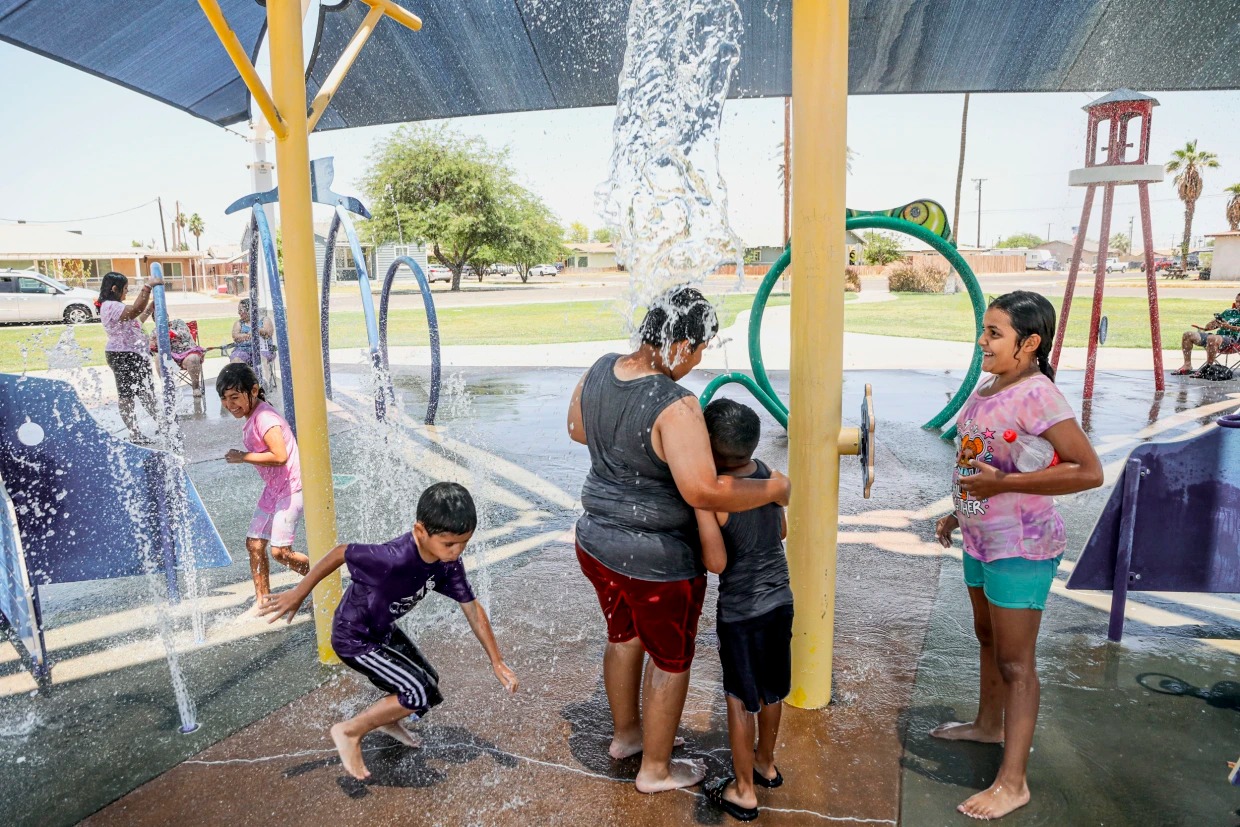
[1173,292,1240,375]
[152,318,207,397]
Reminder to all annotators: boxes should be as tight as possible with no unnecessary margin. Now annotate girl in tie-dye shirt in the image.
[931,291,1103,821]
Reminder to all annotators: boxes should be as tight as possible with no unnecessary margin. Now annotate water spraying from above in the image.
[596,0,746,339]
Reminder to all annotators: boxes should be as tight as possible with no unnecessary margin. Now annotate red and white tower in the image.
[1051,89,1165,398]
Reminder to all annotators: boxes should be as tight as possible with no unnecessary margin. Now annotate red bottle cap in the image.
[1002,429,1018,443]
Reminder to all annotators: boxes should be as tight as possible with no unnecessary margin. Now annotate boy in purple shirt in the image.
[262,482,519,780]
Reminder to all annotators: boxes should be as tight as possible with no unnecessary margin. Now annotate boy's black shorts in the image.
[717,603,794,714]
[340,629,443,717]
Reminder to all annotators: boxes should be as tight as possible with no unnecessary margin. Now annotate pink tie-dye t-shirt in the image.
[953,374,1076,562]
[243,400,302,512]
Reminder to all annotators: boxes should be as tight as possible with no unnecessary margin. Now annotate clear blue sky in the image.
[2,40,1239,254]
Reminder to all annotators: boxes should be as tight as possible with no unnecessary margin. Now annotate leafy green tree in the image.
[188,213,205,251]
[1166,140,1219,266]
[861,231,903,266]
[743,247,760,264]
[504,192,566,283]
[591,227,613,243]
[567,221,590,244]
[995,233,1044,249]
[363,125,516,291]
[1109,232,1130,256]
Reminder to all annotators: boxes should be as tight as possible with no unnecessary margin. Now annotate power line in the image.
[0,199,159,225]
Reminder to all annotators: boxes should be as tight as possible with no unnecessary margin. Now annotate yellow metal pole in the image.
[786,0,848,709]
[306,4,385,132]
[197,0,288,140]
[268,0,342,662]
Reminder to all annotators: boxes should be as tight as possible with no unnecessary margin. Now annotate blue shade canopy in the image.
[3,0,1240,131]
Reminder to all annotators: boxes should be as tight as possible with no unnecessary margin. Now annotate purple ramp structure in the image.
[0,372,231,684]
[1067,414,1240,641]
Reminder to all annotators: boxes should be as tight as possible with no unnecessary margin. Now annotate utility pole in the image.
[1046,222,1052,243]
[1128,216,1134,255]
[783,96,791,245]
[971,178,987,249]
[157,197,169,252]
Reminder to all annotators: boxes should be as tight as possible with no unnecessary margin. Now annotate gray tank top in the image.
[718,459,793,623]
[575,353,702,582]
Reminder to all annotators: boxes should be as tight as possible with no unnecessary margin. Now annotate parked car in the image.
[1104,257,1125,273]
[529,264,558,277]
[1036,258,1063,271]
[0,268,99,325]
[426,265,452,283]
[1126,260,1144,270]
[1140,257,1174,272]
[486,264,516,276]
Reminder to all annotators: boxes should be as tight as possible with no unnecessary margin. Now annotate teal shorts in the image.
[962,554,1062,611]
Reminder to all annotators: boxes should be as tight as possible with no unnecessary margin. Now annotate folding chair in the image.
[150,320,207,396]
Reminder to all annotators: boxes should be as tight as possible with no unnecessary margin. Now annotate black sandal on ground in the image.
[753,766,783,788]
[704,776,759,822]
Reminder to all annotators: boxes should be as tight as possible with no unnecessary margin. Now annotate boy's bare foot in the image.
[929,721,1003,743]
[634,757,705,793]
[331,723,370,781]
[609,735,685,760]
[958,780,1030,820]
[378,722,422,748]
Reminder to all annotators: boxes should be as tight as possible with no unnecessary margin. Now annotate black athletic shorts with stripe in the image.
[339,629,443,717]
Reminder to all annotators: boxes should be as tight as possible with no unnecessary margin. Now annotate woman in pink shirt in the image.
[215,362,309,602]
[96,271,159,444]
[933,291,1103,820]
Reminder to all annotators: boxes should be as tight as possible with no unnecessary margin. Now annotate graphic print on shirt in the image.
[954,419,995,516]
[389,577,435,617]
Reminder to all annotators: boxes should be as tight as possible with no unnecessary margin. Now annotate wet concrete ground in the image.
[2,366,1238,825]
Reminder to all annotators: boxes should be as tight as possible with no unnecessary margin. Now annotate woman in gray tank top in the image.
[566,286,791,796]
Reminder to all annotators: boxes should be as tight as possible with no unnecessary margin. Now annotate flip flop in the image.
[753,766,783,788]
[704,776,759,822]
[1169,367,1195,376]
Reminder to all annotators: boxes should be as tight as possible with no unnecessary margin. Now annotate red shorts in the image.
[576,544,706,674]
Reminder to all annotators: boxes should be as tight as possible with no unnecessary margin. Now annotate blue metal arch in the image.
[379,256,442,425]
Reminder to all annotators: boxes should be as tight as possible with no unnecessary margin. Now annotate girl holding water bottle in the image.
[933,291,1103,820]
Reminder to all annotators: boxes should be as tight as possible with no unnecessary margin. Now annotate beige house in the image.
[1205,231,1240,280]
[565,243,618,270]
[1035,238,1099,267]
[0,223,205,291]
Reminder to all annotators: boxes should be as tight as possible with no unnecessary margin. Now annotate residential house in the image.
[1035,238,1099,267]
[0,223,205,290]
[312,221,430,286]
[564,243,619,270]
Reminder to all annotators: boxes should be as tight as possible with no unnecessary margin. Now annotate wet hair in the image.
[639,286,719,349]
[988,291,1057,382]
[238,298,251,312]
[96,272,128,309]
[214,362,265,401]
[703,398,761,465]
[417,482,477,536]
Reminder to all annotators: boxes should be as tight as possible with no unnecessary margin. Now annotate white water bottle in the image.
[1002,430,1059,472]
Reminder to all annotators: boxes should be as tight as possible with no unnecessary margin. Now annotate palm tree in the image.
[188,213,205,250]
[175,211,187,249]
[1225,183,1240,231]
[1165,140,1219,264]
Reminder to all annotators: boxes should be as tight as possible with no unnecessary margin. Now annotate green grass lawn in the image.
[0,293,790,373]
[843,293,1219,349]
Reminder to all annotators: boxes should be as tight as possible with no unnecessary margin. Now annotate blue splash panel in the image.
[0,373,230,585]
[1068,426,1240,593]
[0,471,46,676]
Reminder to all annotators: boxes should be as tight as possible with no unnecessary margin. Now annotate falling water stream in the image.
[596,0,746,338]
